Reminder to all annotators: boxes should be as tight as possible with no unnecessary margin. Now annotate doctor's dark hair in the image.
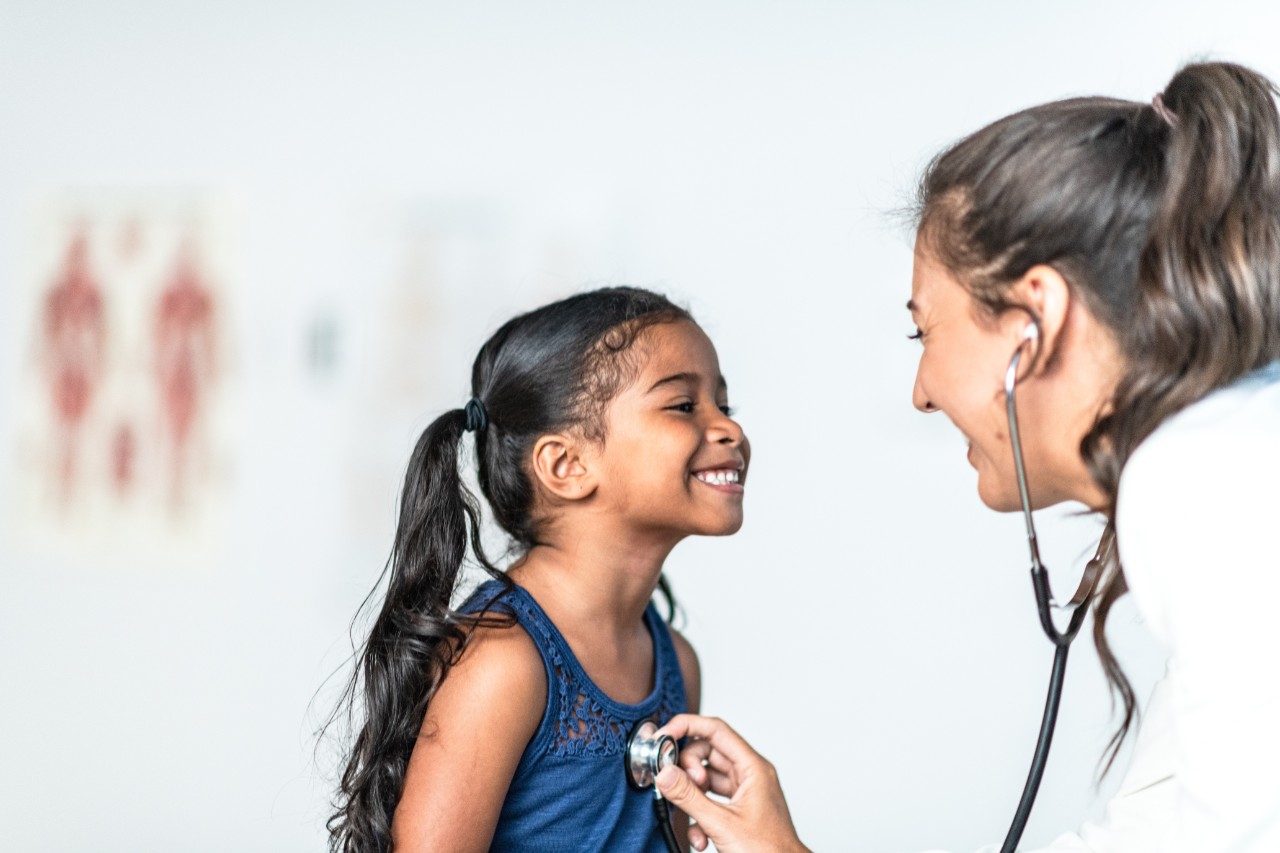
[325,286,691,853]
[915,61,1280,773]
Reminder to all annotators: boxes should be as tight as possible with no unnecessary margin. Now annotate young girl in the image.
[328,286,749,852]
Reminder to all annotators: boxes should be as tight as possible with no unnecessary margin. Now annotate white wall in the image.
[1,1,1273,850]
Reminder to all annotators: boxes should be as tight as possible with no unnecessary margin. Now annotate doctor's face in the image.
[908,249,1030,512]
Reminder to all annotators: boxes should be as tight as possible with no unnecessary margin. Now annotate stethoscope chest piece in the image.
[626,720,678,791]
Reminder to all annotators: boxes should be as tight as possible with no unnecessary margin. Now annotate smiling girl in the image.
[327,286,748,852]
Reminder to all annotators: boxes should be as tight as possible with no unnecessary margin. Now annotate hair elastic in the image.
[464,398,488,433]
[1151,93,1178,127]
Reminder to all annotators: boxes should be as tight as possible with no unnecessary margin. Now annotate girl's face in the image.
[592,319,749,539]
[909,250,1044,512]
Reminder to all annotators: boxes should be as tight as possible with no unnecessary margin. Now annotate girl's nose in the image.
[709,411,745,446]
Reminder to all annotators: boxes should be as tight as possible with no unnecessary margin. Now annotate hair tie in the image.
[464,398,488,433]
[1152,93,1178,127]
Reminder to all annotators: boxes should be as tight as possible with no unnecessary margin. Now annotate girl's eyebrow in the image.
[647,372,728,394]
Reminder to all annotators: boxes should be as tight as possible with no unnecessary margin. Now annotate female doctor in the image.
[655,60,1280,852]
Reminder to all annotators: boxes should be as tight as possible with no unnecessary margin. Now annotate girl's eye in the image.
[907,327,925,343]
[665,401,735,416]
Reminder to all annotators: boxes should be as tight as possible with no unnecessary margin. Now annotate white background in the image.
[1,1,1274,850]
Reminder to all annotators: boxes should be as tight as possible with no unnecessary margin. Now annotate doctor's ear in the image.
[529,434,597,503]
[1004,264,1072,372]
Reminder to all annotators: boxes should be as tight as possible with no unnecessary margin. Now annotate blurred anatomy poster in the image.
[10,191,237,566]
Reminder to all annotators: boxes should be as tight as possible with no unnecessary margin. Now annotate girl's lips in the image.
[694,478,745,495]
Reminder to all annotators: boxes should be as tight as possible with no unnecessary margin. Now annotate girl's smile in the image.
[692,466,744,492]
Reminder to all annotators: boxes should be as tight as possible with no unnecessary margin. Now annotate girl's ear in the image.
[530,434,598,503]
[1004,264,1072,373]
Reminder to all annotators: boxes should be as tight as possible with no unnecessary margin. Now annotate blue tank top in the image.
[458,579,688,853]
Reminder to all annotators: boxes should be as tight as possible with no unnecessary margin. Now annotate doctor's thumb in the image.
[656,765,717,822]
[656,765,692,799]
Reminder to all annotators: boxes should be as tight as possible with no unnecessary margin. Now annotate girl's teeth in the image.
[698,470,739,485]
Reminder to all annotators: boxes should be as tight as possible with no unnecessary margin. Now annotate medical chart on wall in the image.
[9,191,238,566]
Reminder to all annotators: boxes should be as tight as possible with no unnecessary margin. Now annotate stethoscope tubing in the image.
[653,796,681,853]
[999,636,1071,853]
[998,335,1107,853]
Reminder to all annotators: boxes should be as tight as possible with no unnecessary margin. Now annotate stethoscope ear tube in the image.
[1000,336,1113,853]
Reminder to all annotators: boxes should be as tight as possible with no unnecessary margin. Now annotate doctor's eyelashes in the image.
[907,328,924,342]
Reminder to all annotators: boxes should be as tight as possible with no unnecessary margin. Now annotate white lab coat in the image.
[924,362,1280,852]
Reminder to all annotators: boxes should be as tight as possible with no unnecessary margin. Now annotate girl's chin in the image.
[699,515,745,537]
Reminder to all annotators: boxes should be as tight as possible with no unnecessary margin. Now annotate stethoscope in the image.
[625,324,1114,853]
[626,720,683,853]
[999,322,1112,852]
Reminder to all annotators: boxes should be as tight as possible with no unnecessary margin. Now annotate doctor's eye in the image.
[907,328,925,343]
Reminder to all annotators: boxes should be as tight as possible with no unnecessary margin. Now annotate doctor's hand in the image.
[656,715,810,853]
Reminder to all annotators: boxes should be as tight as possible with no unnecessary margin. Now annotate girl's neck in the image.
[507,527,677,640]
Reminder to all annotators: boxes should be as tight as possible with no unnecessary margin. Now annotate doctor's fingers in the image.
[678,737,713,769]
[689,821,710,852]
[702,767,738,798]
[678,741,743,796]
[680,757,737,798]
[660,714,763,771]
[655,766,732,838]
[656,763,808,853]
[678,739,738,775]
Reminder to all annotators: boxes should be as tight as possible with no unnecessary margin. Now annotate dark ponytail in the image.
[1087,64,1280,769]
[916,61,1280,773]
[326,408,510,852]
[325,286,692,852]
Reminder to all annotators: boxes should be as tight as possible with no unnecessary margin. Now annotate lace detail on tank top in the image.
[467,582,686,758]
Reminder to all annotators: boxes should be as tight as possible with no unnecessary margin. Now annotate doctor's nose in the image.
[913,373,937,413]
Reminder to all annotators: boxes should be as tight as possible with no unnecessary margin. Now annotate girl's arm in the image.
[390,625,547,853]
